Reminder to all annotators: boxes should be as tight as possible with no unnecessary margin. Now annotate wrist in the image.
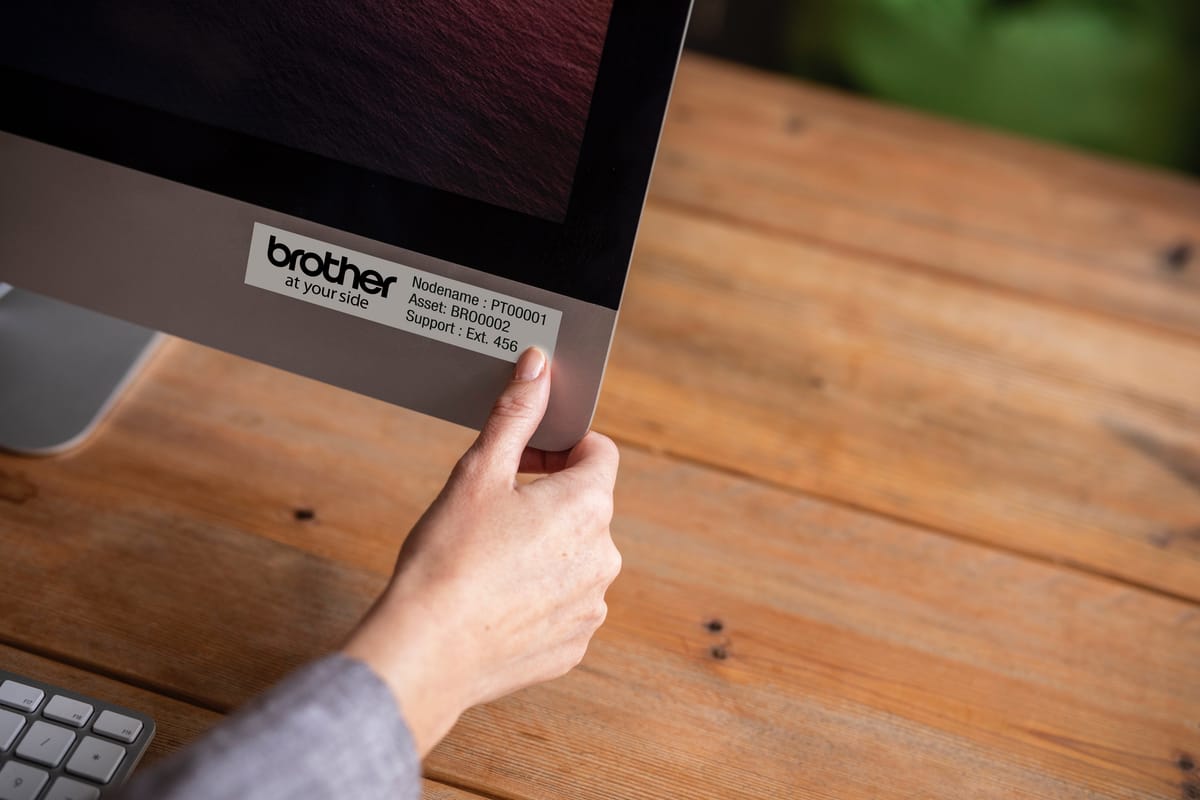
[343,584,473,757]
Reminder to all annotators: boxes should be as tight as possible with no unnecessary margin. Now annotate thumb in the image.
[464,347,550,481]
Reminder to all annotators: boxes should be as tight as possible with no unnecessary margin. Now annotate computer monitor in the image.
[0,1,693,453]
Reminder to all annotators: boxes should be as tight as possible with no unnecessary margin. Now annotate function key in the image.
[43,696,94,728]
[0,709,24,750]
[0,680,43,713]
[92,710,142,743]
[0,760,49,800]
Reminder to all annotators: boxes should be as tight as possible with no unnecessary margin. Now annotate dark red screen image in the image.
[5,0,615,221]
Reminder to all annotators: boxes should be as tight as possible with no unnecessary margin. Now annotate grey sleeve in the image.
[116,654,420,800]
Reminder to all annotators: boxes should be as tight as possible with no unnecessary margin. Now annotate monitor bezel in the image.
[0,0,693,311]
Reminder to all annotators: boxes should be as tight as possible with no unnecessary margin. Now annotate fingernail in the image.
[514,347,546,382]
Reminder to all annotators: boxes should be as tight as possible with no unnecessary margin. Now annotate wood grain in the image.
[660,56,1200,339]
[602,201,1200,600]
[1,342,1197,798]
[421,782,492,800]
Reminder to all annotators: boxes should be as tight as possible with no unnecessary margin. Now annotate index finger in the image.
[561,431,620,490]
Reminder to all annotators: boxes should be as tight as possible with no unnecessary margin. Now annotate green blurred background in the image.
[684,0,1200,175]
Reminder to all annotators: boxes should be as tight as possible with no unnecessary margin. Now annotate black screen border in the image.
[0,1,692,311]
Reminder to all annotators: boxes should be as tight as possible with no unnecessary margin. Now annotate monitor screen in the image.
[4,1,613,223]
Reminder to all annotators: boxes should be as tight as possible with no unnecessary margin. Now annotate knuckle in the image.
[604,547,623,582]
[450,448,487,485]
[597,434,620,465]
[588,433,620,474]
[594,600,609,627]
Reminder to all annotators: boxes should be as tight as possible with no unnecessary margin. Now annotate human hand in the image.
[343,348,621,757]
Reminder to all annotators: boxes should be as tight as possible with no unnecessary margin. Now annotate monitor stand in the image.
[0,286,160,455]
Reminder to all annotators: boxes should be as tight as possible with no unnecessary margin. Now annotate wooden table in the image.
[3,54,1199,799]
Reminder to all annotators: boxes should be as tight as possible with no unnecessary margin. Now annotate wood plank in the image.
[2,343,1197,798]
[601,203,1200,600]
[0,645,489,799]
[659,56,1200,338]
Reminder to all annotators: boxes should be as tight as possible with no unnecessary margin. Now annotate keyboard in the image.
[0,670,155,800]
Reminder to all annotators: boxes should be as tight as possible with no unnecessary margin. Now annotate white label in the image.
[244,223,561,362]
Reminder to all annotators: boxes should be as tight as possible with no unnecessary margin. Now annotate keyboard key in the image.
[92,710,142,743]
[65,735,125,784]
[0,709,24,750]
[44,696,94,728]
[0,681,43,713]
[0,760,49,800]
[43,777,101,800]
[14,720,76,767]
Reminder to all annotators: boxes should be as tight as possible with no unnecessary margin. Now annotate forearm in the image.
[116,654,419,800]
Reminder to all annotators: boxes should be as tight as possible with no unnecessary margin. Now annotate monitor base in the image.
[0,288,160,456]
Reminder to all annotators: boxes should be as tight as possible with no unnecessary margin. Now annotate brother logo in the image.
[267,234,398,297]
